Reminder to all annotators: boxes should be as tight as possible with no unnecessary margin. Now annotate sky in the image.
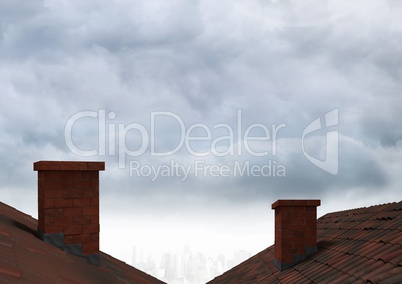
[1,0,402,281]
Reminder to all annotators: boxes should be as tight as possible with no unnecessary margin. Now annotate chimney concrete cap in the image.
[272,199,321,209]
[34,161,105,171]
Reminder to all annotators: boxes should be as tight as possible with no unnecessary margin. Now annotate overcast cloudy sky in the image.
[1,0,401,280]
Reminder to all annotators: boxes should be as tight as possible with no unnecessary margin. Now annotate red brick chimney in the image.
[271,199,321,271]
[34,161,105,265]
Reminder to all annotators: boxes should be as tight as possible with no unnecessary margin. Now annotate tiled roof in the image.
[0,201,165,283]
[208,201,402,283]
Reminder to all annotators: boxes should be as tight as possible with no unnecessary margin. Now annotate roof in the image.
[0,201,165,283]
[208,201,402,283]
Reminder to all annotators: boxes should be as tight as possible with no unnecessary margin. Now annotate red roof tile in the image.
[208,200,402,283]
[0,201,165,283]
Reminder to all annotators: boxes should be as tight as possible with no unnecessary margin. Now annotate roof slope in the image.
[208,201,402,283]
[0,201,165,283]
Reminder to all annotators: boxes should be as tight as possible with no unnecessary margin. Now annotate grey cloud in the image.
[359,100,402,147]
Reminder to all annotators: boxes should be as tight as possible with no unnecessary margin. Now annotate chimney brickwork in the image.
[34,161,104,265]
[272,199,321,271]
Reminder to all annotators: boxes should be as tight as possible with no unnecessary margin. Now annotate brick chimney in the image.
[34,161,105,265]
[271,199,321,271]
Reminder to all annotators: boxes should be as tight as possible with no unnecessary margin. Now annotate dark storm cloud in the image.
[358,97,402,147]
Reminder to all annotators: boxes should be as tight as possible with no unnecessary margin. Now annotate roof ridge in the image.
[0,200,166,283]
[320,201,402,217]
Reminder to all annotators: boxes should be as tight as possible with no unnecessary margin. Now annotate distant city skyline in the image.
[132,245,252,283]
